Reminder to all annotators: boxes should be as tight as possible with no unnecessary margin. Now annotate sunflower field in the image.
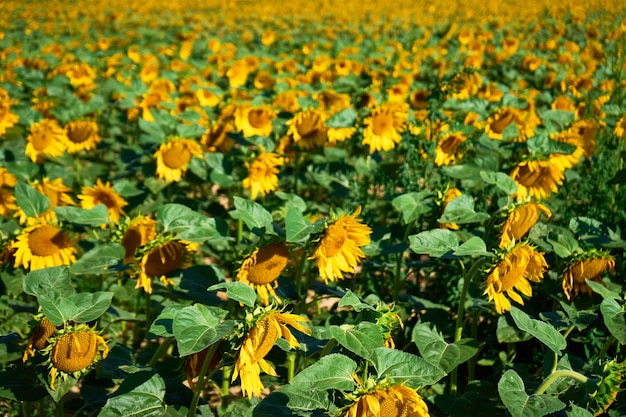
[1,0,626,416]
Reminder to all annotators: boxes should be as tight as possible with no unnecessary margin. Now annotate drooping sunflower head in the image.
[510,158,565,201]
[64,120,101,153]
[286,108,327,149]
[362,102,408,152]
[237,241,290,306]
[342,382,430,417]
[310,206,372,283]
[201,122,235,153]
[42,324,109,391]
[115,215,158,264]
[136,236,197,293]
[23,315,59,362]
[78,179,128,225]
[484,107,520,140]
[434,131,467,166]
[484,242,548,314]
[562,251,615,301]
[499,202,551,249]
[12,221,77,271]
[154,137,204,183]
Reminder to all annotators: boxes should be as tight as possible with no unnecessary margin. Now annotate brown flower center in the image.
[248,109,270,128]
[28,225,71,256]
[490,110,516,134]
[67,122,95,144]
[246,243,289,285]
[143,241,186,277]
[372,113,393,135]
[51,332,99,373]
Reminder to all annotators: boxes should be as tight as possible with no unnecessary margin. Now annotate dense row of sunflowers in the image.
[1,0,625,416]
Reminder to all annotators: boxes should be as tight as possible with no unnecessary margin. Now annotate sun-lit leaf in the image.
[510,307,567,354]
[498,370,565,417]
[409,229,459,257]
[172,304,233,356]
[371,347,446,388]
[290,354,357,392]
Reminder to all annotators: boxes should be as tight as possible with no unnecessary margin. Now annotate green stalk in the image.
[21,402,31,417]
[286,351,297,381]
[535,369,589,395]
[221,365,232,408]
[318,339,337,359]
[467,309,479,381]
[147,337,175,367]
[188,343,220,417]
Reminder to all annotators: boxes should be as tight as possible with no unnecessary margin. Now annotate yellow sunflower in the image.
[23,315,58,361]
[439,187,462,231]
[118,216,157,264]
[237,242,289,306]
[484,243,548,314]
[0,187,17,219]
[286,109,327,150]
[226,59,250,88]
[235,104,276,138]
[362,102,408,152]
[484,107,520,140]
[42,324,108,390]
[0,89,19,136]
[562,252,615,301]
[0,167,17,187]
[328,126,357,144]
[12,222,77,271]
[614,116,626,139]
[136,238,196,293]
[64,120,101,153]
[343,382,430,417]
[499,202,551,248]
[25,119,68,163]
[78,179,128,224]
[233,308,311,398]
[434,132,467,166]
[242,150,284,200]
[510,159,565,200]
[154,137,204,183]
[310,207,372,283]
[201,122,235,153]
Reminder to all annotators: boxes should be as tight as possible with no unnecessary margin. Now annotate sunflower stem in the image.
[147,337,175,367]
[318,338,337,359]
[286,351,297,381]
[236,218,243,245]
[188,342,220,417]
[21,401,31,417]
[597,335,616,360]
[535,369,589,395]
[221,365,232,407]
[55,398,64,417]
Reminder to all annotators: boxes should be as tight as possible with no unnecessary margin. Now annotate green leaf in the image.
[538,110,576,133]
[290,354,357,392]
[453,237,492,257]
[496,315,532,343]
[15,182,50,217]
[600,298,626,344]
[409,229,459,257]
[527,134,577,155]
[391,191,433,224]
[371,347,446,388]
[157,203,229,244]
[230,197,274,234]
[509,307,567,354]
[38,293,78,326]
[285,205,314,242]
[138,117,166,141]
[172,304,233,356]
[255,384,336,416]
[412,323,480,373]
[148,305,185,339]
[586,280,621,300]
[54,204,111,226]
[330,322,384,360]
[99,370,166,417]
[479,171,518,195]
[569,217,623,246]
[70,243,125,275]
[566,404,594,417]
[70,292,114,323]
[438,195,490,225]
[275,191,307,212]
[208,281,257,307]
[498,370,565,417]
[325,107,357,128]
[23,266,75,298]
[337,290,375,312]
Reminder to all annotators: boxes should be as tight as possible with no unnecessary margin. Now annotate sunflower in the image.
[16,177,75,224]
[12,221,77,271]
[0,167,16,187]
[23,315,58,361]
[227,59,250,88]
[362,102,408,152]
[328,126,357,144]
[78,179,128,224]
[237,242,289,306]
[136,238,196,293]
[562,252,615,301]
[242,150,284,200]
[342,381,430,417]
[154,137,204,183]
[310,207,372,283]
[510,158,565,200]
[64,120,101,153]
[484,243,548,314]
[286,109,327,150]
[235,104,275,138]
[184,347,222,390]
[499,202,551,248]
[233,308,311,398]
[118,216,157,264]
[0,89,19,136]
[201,122,235,152]
[614,116,626,139]
[25,119,68,163]
[484,107,520,140]
[0,187,17,219]
[42,324,108,390]
[439,187,462,230]
[434,132,467,166]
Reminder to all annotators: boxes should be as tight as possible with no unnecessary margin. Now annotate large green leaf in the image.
[254,384,336,417]
[498,370,565,417]
[70,243,125,275]
[479,171,518,195]
[285,205,314,242]
[99,370,166,417]
[453,237,492,257]
[329,322,384,360]
[230,197,275,234]
[147,305,186,339]
[438,195,490,225]
[325,107,357,128]
[391,191,433,224]
[15,182,50,217]
[208,282,257,307]
[39,291,113,326]
[409,229,459,257]
[23,266,75,298]
[157,203,229,244]
[371,347,446,388]
[510,307,566,354]
[290,354,357,392]
[172,304,233,356]
[54,204,110,226]
[599,298,626,344]
[412,323,479,373]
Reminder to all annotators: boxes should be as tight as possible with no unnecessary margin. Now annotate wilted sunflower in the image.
[235,105,276,138]
[136,237,196,293]
[201,122,235,153]
[118,216,157,264]
[237,242,289,306]
[510,158,565,200]
[310,207,372,283]
[342,380,430,417]
[362,102,408,152]
[499,202,551,248]
[78,179,128,224]
[23,315,58,361]
[562,252,615,300]
[42,324,108,390]
[434,132,467,166]
[12,221,77,271]
[233,308,311,398]
[64,120,101,153]
[154,137,204,183]
[242,150,284,200]
[25,119,68,163]
[286,109,327,150]
[484,243,548,314]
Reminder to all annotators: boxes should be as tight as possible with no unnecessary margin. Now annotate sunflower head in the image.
[78,179,128,225]
[237,241,290,306]
[242,150,284,200]
[23,315,59,362]
[115,215,158,264]
[154,137,204,183]
[362,102,408,152]
[12,221,77,271]
[342,381,430,417]
[562,251,615,301]
[64,120,101,153]
[586,359,625,416]
[136,236,196,293]
[42,324,109,390]
[499,202,551,249]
